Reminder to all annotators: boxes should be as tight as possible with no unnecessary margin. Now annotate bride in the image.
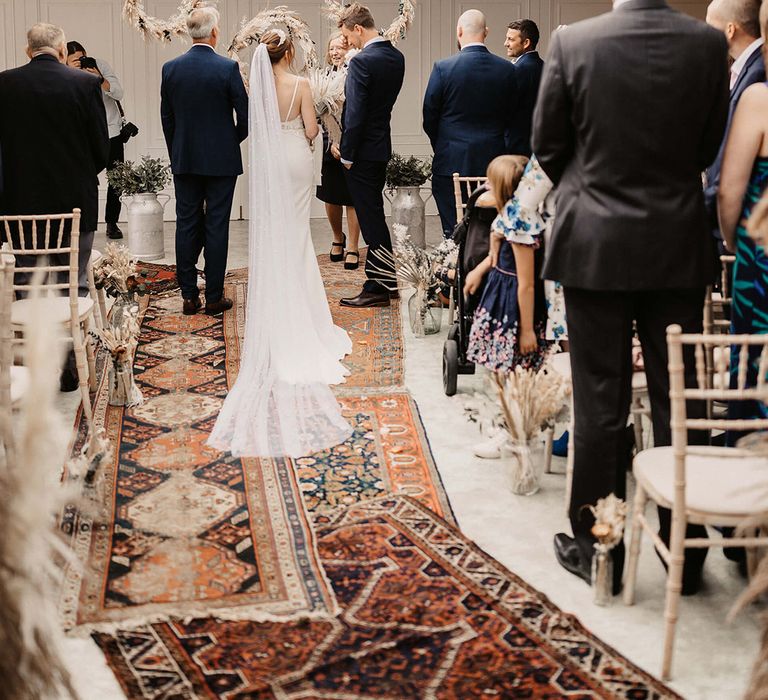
[208,30,352,457]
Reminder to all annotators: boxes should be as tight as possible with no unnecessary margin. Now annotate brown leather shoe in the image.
[340,290,390,308]
[183,296,202,315]
[204,297,234,315]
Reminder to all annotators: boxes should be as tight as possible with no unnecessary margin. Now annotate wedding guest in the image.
[465,155,553,458]
[705,0,765,246]
[160,6,248,315]
[335,3,405,308]
[0,22,109,391]
[717,0,768,435]
[505,20,544,156]
[66,40,128,239]
[317,32,361,270]
[533,6,729,595]
[423,9,520,239]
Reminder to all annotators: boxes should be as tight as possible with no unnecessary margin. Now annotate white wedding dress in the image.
[207,44,352,457]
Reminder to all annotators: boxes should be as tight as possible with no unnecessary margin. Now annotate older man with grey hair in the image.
[0,22,110,391]
[422,9,520,237]
[160,5,248,316]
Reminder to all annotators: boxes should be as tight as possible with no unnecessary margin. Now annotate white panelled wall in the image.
[3,0,709,220]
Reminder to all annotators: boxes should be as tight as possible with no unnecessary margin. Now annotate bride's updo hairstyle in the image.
[260,29,293,64]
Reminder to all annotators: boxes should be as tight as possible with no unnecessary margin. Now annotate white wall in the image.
[2,0,708,220]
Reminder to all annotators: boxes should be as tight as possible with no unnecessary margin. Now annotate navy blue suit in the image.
[704,45,765,243]
[341,40,405,294]
[160,45,248,303]
[423,45,520,237]
[508,51,544,157]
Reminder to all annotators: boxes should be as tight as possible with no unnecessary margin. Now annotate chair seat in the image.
[11,296,94,326]
[10,366,30,404]
[634,446,768,518]
[551,352,648,391]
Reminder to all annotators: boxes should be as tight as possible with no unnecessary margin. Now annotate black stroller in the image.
[442,186,497,395]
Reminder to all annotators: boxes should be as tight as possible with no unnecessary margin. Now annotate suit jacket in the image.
[704,45,766,238]
[341,40,405,163]
[423,45,520,176]
[508,51,544,157]
[0,54,109,233]
[532,0,729,290]
[161,45,248,176]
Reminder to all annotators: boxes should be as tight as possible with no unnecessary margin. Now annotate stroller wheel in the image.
[443,338,459,396]
[447,322,459,342]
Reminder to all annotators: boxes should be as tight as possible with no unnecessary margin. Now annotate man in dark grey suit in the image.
[533,3,729,595]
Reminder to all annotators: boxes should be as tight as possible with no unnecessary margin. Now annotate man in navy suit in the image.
[705,0,765,246]
[161,6,248,316]
[335,3,405,308]
[423,10,520,239]
[505,19,544,156]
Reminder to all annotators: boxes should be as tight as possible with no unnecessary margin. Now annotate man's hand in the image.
[330,144,341,160]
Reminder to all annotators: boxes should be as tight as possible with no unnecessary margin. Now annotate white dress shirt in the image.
[95,58,124,139]
[461,42,486,50]
[730,37,764,89]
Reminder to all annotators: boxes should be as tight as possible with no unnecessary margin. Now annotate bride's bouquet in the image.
[308,66,347,146]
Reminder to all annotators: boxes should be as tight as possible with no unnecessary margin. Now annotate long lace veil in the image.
[207,44,352,457]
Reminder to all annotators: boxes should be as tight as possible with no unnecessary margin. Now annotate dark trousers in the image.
[563,286,709,576]
[344,160,392,294]
[432,174,458,239]
[173,174,236,304]
[105,136,124,225]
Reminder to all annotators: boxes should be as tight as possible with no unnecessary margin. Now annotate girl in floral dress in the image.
[466,155,553,373]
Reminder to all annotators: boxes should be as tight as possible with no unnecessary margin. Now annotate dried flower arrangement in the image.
[106,156,171,197]
[122,0,202,43]
[92,243,150,301]
[91,316,143,408]
[589,494,628,605]
[308,65,347,146]
[0,293,78,699]
[322,0,416,44]
[494,366,570,494]
[369,223,456,334]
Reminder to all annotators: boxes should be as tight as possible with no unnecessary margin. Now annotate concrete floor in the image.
[60,217,761,700]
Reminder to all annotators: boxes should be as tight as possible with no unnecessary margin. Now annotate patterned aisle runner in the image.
[75,252,677,698]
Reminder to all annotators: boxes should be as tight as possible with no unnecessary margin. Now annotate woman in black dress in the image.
[316,33,361,270]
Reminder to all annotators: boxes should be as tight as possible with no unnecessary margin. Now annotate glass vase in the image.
[591,543,613,606]
[108,357,143,407]
[503,437,546,496]
[408,291,442,337]
[109,293,139,331]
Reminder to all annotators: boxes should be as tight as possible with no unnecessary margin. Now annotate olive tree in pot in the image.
[384,154,433,248]
[106,156,171,261]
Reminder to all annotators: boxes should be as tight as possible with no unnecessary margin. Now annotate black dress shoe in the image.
[106,224,123,239]
[554,533,592,586]
[183,296,202,315]
[340,290,390,308]
[205,297,234,315]
[59,368,79,392]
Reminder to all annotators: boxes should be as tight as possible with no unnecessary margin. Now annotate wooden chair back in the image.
[452,173,488,222]
[0,254,14,464]
[0,210,81,302]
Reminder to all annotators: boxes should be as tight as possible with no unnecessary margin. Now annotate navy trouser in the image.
[173,174,236,304]
[432,173,458,239]
[344,160,392,294]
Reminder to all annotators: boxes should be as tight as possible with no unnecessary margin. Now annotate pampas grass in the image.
[0,286,79,699]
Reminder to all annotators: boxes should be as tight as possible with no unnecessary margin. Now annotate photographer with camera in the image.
[67,41,137,239]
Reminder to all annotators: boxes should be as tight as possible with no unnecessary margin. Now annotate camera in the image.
[78,56,98,70]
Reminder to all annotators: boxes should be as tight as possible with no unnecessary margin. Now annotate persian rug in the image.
[61,285,338,632]
[135,261,180,295]
[94,496,679,700]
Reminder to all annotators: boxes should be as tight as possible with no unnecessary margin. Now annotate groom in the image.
[160,6,248,315]
[336,3,405,308]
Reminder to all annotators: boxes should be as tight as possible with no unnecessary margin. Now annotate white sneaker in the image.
[473,431,509,459]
